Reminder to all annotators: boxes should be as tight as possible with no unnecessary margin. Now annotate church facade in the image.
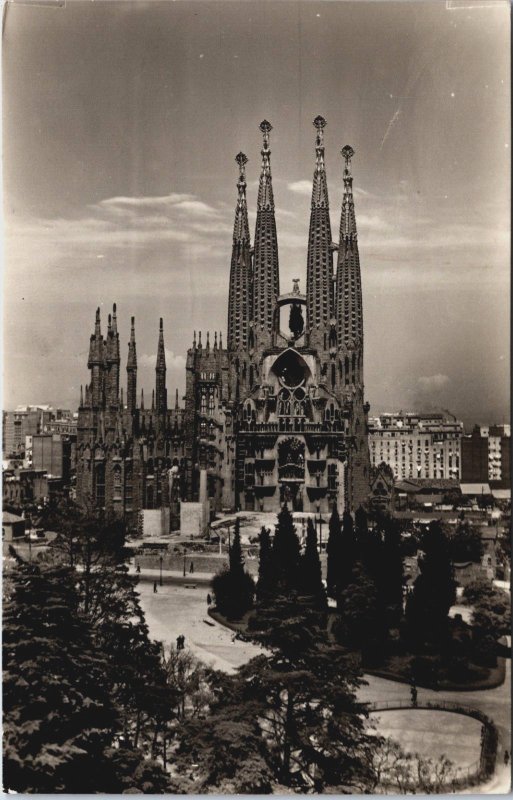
[76,117,370,530]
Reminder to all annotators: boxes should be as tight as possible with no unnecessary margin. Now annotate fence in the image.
[368,698,498,789]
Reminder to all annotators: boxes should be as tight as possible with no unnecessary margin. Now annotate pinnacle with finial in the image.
[341,145,355,165]
[259,120,272,134]
[156,318,166,370]
[127,316,137,368]
[235,151,248,170]
[313,115,327,130]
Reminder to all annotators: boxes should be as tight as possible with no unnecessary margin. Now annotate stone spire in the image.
[87,307,104,407]
[105,303,120,406]
[227,152,252,352]
[155,318,167,414]
[335,145,363,354]
[306,116,334,349]
[253,120,280,349]
[126,316,137,414]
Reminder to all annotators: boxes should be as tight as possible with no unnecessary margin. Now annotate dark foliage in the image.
[447,521,483,563]
[271,504,301,591]
[406,521,457,646]
[326,505,343,598]
[299,519,326,606]
[256,526,274,601]
[212,525,255,619]
[336,565,382,658]
[229,518,244,577]
[239,598,374,791]
[3,561,119,793]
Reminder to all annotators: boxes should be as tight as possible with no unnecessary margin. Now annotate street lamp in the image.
[159,555,163,587]
[183,548,187,577]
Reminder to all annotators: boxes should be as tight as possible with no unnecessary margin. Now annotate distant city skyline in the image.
[4,0,510,427]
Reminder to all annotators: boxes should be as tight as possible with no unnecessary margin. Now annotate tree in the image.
[463,576,496,605]
[238,598,375,791]
[164,647,212,722]
[176,694,273,794]
[299,519,325,606]
[336,566,381,659]
[271,504,301,591]
[379,515,404,627]
[326,505,342,598]
[340,510,357,594]
[3,561,120,793]
[229,518,244,577]
[211,566,255,620]
[406,521,457,646]
[447,521,483,563]
[470,585,511,667]
[256,526,274,601]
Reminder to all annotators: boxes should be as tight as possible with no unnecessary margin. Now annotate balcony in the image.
[278,463,305,481]
[306,486,328,501]
[307,458,327,474]
[253,485,277,497]
[239,420,340,434]
[255,457,276,472]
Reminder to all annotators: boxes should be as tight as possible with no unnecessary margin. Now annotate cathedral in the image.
[76,117,370,531]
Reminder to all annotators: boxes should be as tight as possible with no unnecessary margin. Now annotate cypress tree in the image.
[212,519,255,619]
[380,516,404,626]
[300,519,326,605]
[406,520,457,646]
[326,505,342,598]
[354,505,369,556]
[271,504,301,591]
[229,518,244,578]
[256,526,273,600]
[340,510,357,594]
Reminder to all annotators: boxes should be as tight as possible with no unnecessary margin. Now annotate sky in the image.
[3,0,510,428]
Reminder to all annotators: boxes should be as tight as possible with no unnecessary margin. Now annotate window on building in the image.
[95,462,105,508]
[113,466,122,500]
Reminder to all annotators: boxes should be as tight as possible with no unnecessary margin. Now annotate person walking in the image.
[136,564,141,574]
[190,561,194,574]
[504,750,510,767]
[176,636,182,651]
[410,682,418,708]
[153,580,158,593]
[207,593,212,606]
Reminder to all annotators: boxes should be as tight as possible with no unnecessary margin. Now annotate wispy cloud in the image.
[139,349,186,371]
[287,179,312,196]
[417,374,450,391]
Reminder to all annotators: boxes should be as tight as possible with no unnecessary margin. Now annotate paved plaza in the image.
[137,581,261,672]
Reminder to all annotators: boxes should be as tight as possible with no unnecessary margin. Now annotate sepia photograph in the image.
[2,0,511,794]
